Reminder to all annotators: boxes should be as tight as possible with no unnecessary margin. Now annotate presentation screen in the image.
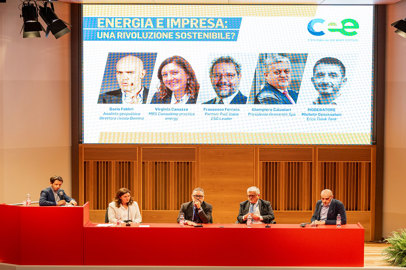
[82,5,374,144]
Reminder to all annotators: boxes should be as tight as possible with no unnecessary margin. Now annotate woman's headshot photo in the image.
[150,55,200,104]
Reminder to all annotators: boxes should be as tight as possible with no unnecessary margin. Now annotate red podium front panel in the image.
[0,205,21,264]
[0,203,89,265]
[84,223,364,267]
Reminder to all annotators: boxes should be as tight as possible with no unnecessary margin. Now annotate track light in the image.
[39,1,70,39]
[392,19,406,38]
[21,1,43,38]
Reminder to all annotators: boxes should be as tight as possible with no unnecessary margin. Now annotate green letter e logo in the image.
[328,19,359,36]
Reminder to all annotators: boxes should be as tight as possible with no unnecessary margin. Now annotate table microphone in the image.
[58,190,64,200]
[300,222,311,228]
[123,205,131,225]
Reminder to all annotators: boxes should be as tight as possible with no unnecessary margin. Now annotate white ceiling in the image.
[58,0,401,4]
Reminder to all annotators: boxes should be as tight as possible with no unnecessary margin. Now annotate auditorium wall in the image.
[0,0,405,239]
[0,1,71,204]
[384,0,406,237]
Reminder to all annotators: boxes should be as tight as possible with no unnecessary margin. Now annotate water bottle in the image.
[25,194,31,206]
[336,214,341,227]
[179,213,185,226]
[247,215,252,227]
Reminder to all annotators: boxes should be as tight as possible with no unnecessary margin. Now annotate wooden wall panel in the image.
[318,162,371,211]
[318,148,371,162]
[83,161,111,210]
[84,147,138,160]
[142,161,193,211]
[259,148,313,161]
[142,148,195,161]
[78,144,376,240]
[260,162,312,212]
[81,160,138,210]
[199,147,255,223]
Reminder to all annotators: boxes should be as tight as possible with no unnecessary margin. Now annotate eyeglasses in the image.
[247,195,258,198]
[212,73,237,80]
[193,195,204,198]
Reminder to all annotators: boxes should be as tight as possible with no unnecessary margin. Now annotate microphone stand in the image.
[124,204,131,226]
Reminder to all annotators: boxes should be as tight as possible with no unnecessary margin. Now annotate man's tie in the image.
[216,98,224,104]
[249,203,254,213]
[282,90,294,104]
[193,207,202,223]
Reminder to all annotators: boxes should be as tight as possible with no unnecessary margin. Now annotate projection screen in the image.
[82,5,374,144]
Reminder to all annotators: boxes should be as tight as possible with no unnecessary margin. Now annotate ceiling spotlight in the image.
[392,19,406,38]
[39,2,70,39]
[21,1,43,38]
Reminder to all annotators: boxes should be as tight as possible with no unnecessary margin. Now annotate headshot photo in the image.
[150,55,200,104]
[250,53,307,105]
[97,52,157,104]
[203,56,247,105]
[311,57,347,105]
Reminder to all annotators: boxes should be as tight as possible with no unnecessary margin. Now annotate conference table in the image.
[0,203,364,266]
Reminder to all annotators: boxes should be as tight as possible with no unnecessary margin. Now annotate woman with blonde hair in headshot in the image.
[151,55,200,104]
[108,188,141,224]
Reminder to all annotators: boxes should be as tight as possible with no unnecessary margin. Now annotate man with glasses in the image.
[203,56,247,104]
[254,54,298,104]
[311,189,347,225]
[237,186,275,224]
[177,187,213,225]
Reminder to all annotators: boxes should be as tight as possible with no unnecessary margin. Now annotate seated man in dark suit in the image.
[254,54,298,104]
[39,176,77,206]
[177,187,213,225]
[237,186,275,224]
[98,55,149,104]
[203,56,247,104]
[311,189,347,225]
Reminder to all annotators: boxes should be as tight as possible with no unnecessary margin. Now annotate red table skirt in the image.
[0,204,364,266]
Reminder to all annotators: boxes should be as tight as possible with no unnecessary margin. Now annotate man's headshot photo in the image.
[203,56,247,104]
[98,53,157,104]
[254,54,298,104]
[311,57,347,105]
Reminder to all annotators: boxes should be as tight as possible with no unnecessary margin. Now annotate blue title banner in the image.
[83,17,242,41]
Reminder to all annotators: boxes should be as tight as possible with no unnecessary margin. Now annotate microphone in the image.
[300,222,311,228]
[123,205,131,224]
[58,190,64,200]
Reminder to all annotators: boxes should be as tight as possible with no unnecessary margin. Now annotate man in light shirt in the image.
[203,56,247,104]
[311,189,347,225]
[254,55,298,104]
[237,186,275,224]
[39,176,77,206]
[98,55,149,104]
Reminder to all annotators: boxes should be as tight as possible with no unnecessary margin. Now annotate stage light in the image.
[392,19,406,38]
[39,1,70,39]
[21,1,43,38]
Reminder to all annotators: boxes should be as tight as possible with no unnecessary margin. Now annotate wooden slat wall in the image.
[79,145,376,240]
[142,161,193,210]
[260,162,312,211]
[318,162,371,211]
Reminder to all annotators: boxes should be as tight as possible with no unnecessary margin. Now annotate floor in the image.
[364,242,394,267]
